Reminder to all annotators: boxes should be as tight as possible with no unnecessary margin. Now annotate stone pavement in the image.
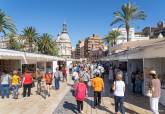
[54,76,165,114]
[0,75,165,114]
[0,80,71,114]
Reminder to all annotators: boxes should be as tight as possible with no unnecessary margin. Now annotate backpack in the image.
[81,72,89,82]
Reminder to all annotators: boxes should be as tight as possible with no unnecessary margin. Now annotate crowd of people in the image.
[72,63,161,114]
[71,63,105,113]
[72,63,126,114]
[0,65,67,99]
[0,62,162,114]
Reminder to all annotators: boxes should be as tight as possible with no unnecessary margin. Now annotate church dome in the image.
[56,22,71,42]
[60,32,70,42]
[56,22,72,58]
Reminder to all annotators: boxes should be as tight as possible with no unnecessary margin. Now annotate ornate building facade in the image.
[56,23,72,58]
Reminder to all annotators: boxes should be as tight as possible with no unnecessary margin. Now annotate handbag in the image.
[146,89,152,97]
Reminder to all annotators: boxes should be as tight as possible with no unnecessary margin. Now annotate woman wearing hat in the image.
[149,70,161,114]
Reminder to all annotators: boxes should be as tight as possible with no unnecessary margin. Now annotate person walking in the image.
[22,70,33,97]
[93,66,101,77]
[36,69,43,94]
[149,70,161,114]
[54,68,61,90]
[80,67,90,86]
[87,66,92,79]
[92,73,104,108]
[72,70,79,82]
[112,71,125,114]
[0,69,11,99]
[44,70,53,97]
[75,77,88,114]
[62,66,67,82]
[11,70,20,99]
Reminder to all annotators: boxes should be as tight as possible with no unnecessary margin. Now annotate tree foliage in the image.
[22,26,38,52]
[38,33,58,56]
[0,9,16,36]
[0,9,59,56]
[104,30,121,46]
[111,2,146,41]
[7,33,21,50]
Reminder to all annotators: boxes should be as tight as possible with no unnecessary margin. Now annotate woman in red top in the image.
[75,77,88,113]
[22,70,33,97]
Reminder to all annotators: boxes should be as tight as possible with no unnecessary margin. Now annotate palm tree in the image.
[22,27,38,52]
[111,2,146,41]
[7,33,21,50]
[38,33,58,56]
[104,30,121,47]
[0,9,16,35]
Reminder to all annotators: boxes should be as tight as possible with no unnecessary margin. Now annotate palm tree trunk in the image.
[29,41,32,52]
[29,37,32,52]
[111,42,113,47]
[114,39,116,45]
[126,23,130,42]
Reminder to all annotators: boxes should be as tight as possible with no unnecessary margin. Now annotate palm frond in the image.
[111,2,146,41]
[132,11,147,20]
[38,33,58,56]
[0,9,16,35]
[111,11,125,26]
[22,26,38,52]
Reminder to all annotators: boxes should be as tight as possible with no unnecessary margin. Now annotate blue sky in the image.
[1,0,165,47]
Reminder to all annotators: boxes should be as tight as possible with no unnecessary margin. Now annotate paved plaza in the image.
[0,81,70,114]
[54,76,165,114]
[0,76,165,114]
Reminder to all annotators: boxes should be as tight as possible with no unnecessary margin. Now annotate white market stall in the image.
[107,38,165,106]
[0,49,66,76]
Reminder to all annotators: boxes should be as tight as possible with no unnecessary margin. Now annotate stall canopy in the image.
[102,38,165,61]
[0,49,65,62]
[109,38,165,53]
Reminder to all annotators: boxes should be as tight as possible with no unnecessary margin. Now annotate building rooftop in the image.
[110,38,165,53]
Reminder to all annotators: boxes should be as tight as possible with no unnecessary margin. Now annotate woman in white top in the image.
[112,71,125,114]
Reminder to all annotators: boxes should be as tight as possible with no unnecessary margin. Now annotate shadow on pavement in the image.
[109,79,165,114]
[88,76,111,98]
[85,98,114,114]
[125,107,140,114]
[125,93,151,110]
[85,98,94,107]
[97,105,114,114]
[63,101,78,114]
